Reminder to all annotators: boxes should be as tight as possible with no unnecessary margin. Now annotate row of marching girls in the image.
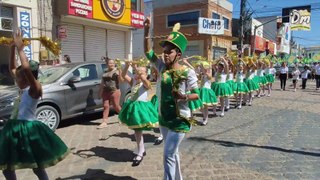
[188,56,277,125]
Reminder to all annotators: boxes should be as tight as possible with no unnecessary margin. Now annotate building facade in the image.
[0,0,40,85]
[54,0,144,62]
[152,0,234,60]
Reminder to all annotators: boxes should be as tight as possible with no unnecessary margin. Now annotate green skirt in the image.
[253,76,260,87]
[0,120,69,170]
[188,91,204,112]
[199,87,218,106]
[244,79,260,92]
[226,80,235,91]
[119,100,159,130]
[234,82,249,94]
[211,82,234,98]
[258,76,268,86]
[265,74,275,83]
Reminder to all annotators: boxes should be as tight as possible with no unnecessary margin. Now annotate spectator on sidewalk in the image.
[278,62,288,91]
[314,62,320,90]
[301,66,311,89]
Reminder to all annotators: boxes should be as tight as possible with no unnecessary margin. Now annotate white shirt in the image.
[315,65,320,75]
[279,67,288,74]
[292,69,300,80]
[301,70,311,79]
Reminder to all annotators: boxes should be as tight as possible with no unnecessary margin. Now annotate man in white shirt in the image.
[301,66,311,89]
[314,62,320,90]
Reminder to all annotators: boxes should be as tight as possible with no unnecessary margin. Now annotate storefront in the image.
[55,0,139,62]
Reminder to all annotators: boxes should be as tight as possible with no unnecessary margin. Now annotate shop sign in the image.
[68,0,93,18]
[93,0,131,26]
[20,11,32,60]
[268,41,276,55]
[198,17,224,35]
[252,35,266,52]
[290,8,311,31]
[102,0,125,19]
[131,11,144,28]
[57,26,67,40]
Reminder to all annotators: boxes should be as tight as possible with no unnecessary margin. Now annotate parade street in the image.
[16,81,320,180]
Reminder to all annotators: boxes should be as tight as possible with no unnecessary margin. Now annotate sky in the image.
[228,0,320,47]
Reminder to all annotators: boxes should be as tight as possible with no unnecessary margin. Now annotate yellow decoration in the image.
[173,23,181,32]
[0,36,61,56]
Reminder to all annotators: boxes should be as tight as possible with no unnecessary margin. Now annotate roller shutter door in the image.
[85,27,107,61]
[60,24,84,62]
[107,30,126,59]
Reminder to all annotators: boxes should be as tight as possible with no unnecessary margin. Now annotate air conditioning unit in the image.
[0,17,13,31]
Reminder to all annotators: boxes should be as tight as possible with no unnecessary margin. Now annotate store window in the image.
[167,11,200,27]
[223,17,229,30]
[212,12,220,19]
[0,6,13,18]
[131,0,141,11]
[213,47,227,60]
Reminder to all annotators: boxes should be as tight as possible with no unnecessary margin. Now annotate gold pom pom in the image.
[173,23,181,32]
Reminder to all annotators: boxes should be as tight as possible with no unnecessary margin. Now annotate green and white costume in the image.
[119,81,159,130]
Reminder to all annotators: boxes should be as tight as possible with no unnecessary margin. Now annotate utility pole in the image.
[239,0,246,57]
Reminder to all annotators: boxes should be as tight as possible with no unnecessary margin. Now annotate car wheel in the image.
[36,105,60,130]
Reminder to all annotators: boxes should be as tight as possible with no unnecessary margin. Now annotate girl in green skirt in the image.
[234,60,249,109]
[264,61,276,97]
[199,63,218,125]
[211,58,234,117]
[119,62,158,166]
[225,58,235,110]
[0,31,69,179]
[244,60,260,106]
[257,61,268,97]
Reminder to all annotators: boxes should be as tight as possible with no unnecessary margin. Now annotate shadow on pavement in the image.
[58,111,118,129]
[102,132,158,143]
[188,137,320,157]
[56,168,137,180]
[73,146,134,162]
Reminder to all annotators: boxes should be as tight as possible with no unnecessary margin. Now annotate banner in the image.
[278,23,291,54]
[282,5,311,31]
[19,11,32,60]
[198,17,224,35]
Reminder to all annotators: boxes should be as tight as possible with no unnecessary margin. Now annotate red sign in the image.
[251,35,266,52]
[268,41,276,55]
[131,11,144,28]
[68,0,93,18]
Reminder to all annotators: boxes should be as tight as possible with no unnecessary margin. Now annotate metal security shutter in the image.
[184,45,200,57]
[61,24,84,62]
[85,27,107,61]
[107,30,126,59]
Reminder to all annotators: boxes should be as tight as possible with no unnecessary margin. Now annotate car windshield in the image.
[38,66,72,84]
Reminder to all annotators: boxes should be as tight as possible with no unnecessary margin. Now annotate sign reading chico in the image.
[102,0,125,19]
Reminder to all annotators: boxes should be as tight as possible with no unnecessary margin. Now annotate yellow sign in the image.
[93,0,131,26]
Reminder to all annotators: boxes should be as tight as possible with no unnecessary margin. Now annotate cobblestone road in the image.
[14,81,320,180]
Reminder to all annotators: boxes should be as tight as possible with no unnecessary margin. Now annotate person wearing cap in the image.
[144,18,199,180]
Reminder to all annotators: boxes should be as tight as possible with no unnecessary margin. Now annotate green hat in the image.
[160,23,188,54]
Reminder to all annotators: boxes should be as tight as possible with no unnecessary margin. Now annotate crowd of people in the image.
[1,21,320,180]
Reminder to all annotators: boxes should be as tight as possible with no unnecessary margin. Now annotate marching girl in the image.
[256,60,268,97]
[118,61,158,166]
[225,58,235,111]
[244,59,260,106]
[211,57,234,117]
[0,31,69,180]
[264,60,276,97]
[198,62,218,125]
[234,60,249,109]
